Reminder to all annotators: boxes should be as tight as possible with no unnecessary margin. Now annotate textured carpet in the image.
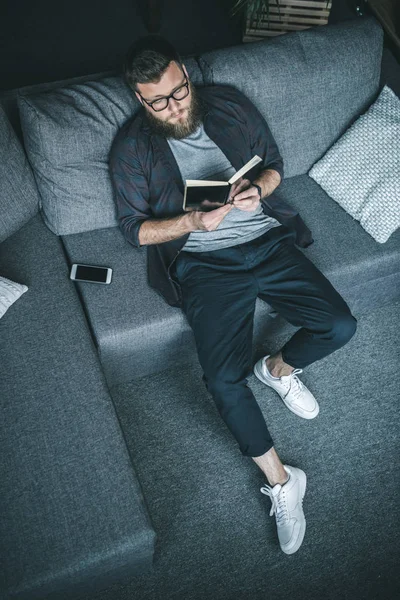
[86,300,400,600]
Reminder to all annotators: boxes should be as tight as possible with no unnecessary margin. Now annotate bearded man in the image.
[109,35,357,555]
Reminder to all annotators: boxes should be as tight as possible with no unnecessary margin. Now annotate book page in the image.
[228,155,262,185]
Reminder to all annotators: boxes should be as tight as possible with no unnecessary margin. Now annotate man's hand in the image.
[228,177,261,212]
[187,202,233,231]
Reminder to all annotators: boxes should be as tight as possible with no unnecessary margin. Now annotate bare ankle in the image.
[265,353,294,378]
[252,447,288,487]
[270,471,289,487]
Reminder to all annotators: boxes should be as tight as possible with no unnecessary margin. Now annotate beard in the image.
[143,81,208,140]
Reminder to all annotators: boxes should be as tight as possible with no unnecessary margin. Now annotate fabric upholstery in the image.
[0,69,123,145]
[0,103,39,242]
[62,226,196,387]
[107,299,400,600]
[62,173,400,386]
[0,215,156,599]
[309,85,400,243]
[0,275,28,319]
[199,16,383,179]
[16,59,204,236]
[271,175,400,310]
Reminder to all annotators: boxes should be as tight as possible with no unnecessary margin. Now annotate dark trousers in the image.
[173,225,357,458]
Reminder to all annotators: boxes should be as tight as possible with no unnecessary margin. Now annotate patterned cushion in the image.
[309,85,400,243]
[0,276,28,319]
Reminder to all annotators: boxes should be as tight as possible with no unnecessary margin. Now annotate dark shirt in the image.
[109,84,312,307]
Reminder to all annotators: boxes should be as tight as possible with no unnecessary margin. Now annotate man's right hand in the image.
[187,203,234,232]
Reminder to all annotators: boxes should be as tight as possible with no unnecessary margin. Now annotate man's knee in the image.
[331,312,357,347]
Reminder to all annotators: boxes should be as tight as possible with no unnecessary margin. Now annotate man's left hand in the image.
[228,177,261,212]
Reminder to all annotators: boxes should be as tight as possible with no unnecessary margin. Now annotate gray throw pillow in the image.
[17,76,137,236]
[17,59,204,236]
[309,85,400,243]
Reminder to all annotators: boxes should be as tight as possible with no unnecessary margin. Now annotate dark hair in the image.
[123,34,183,93]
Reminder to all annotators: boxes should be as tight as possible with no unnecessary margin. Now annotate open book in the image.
[183,155,263,212]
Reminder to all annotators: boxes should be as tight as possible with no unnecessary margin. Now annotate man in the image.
[109,35,357,555]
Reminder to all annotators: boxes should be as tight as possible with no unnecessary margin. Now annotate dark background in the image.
[0,1,386,91]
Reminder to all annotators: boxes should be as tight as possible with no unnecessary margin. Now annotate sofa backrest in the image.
[199,16,383,179]
[0,104,39,243]
[15,16,383,237]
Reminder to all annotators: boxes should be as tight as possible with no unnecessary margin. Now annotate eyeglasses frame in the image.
[137,71,190,112]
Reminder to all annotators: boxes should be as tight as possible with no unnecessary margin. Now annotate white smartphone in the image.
[70,264,112,284]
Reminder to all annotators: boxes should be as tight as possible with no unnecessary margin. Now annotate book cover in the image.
[183,155,263,211]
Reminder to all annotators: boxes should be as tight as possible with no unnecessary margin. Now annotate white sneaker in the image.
[253,355,319,419]
[260,465,307,555]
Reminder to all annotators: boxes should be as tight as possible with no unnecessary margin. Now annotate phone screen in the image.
[75,265,109,283]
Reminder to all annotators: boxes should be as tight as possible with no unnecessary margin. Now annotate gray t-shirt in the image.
[167,123,280,252]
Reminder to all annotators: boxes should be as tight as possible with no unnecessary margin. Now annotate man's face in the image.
[135,60,206,139]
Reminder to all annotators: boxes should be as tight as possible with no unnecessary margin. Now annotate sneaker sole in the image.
[281,468,307,555]
[253,360,319,420]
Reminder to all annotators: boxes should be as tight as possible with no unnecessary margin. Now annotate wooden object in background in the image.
[243,0,333,42]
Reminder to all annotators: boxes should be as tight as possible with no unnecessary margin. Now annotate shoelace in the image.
[281,368,304,400]
[260,485,289,526]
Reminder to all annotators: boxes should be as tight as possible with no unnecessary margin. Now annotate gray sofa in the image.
[1,15,399,600]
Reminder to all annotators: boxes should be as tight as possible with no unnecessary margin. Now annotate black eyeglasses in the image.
[138,76,190,112]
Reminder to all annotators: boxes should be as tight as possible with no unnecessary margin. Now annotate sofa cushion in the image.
[62,226,197,387]
[0,214,156,599]
[0,103,39,242]
[198,16,383,179]
[309,85,400,243]
[61,173,400,386]
[17,59,204,236]
[274,174,400,310]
